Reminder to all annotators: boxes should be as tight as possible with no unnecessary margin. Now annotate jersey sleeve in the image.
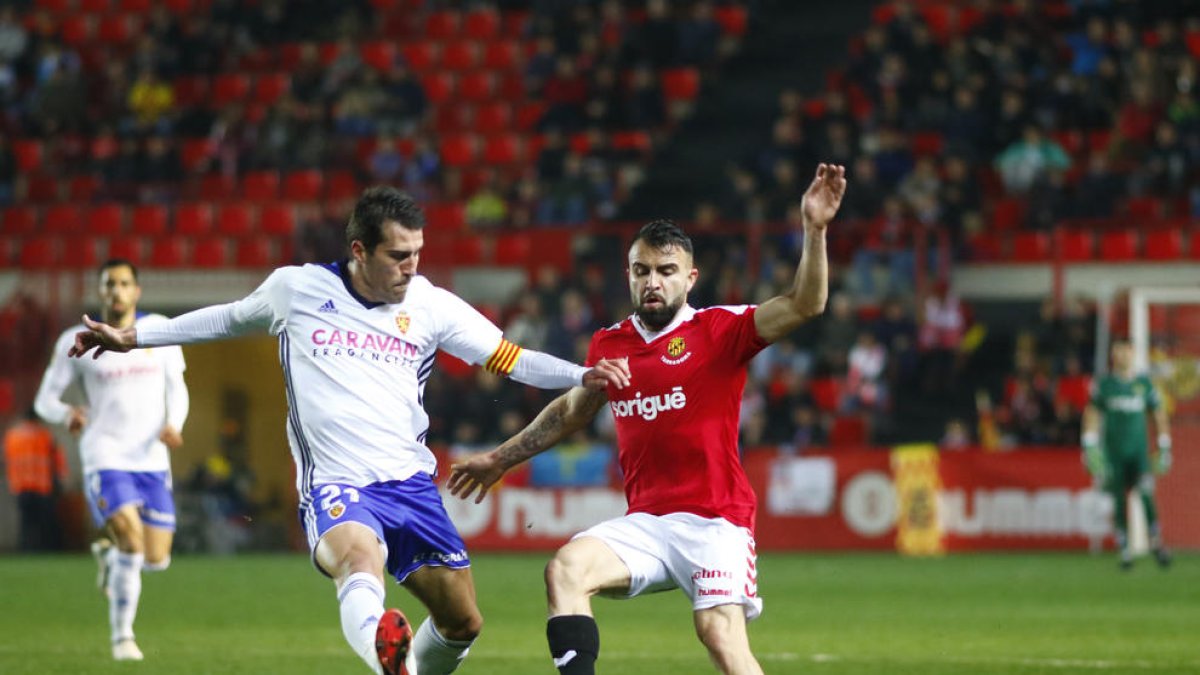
[706,305,770,364]
[33,329,79,426]
[585,332,602,367]
[136,267,294,346]
[432,289,507,371]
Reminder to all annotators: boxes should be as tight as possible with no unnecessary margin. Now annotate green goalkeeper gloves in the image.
[1154,433,1172,474]
[1082,431,1106,482]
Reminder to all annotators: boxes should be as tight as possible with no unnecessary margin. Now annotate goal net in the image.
[1126,287,1200,551]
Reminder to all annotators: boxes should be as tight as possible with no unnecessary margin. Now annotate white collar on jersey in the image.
[631,304,696,343]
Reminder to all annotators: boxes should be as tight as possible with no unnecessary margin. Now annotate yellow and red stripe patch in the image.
[484,338,522,376]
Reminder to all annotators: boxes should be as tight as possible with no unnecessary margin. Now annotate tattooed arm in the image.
[447,386,609,504]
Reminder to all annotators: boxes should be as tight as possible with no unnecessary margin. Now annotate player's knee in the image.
[695,622,738,657]
[439,610,483,643]
[544,553,587,597]
[143,555,170,572]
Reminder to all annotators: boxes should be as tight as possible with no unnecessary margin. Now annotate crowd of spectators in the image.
[725,0,1200,304]
[0,0,744,233]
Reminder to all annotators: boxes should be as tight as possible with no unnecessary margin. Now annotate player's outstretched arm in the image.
[448,386,608,504]
[754,163,846,344]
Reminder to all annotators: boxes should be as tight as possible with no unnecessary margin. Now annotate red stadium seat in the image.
[714,5,748,36]
[458,72,495,101]
[216,204,254,237]
[2,206,38,236]
[1012,232,1050,262]
[424,11,460,39]
[482,134,520,164]
[968,232,1003,261]
[1056,229,1094,262]
[131,204,169,236]
[88,204,125,236]
[80,0,110,11]
[107,237,145,264]
[98,15,138,43]
[43,205,81,235]
[212,74,251,106]
[515,101,546,130]
[318,42,343,65]
[435,104,474,134]
[421,73,455,104]
[241,171,280,201]
[495,233,532,265]
[26,174,60,203]
[810,377,842,413]
[569,133,592,155]
[13,140,42,172]
[283,170,323,201]
[1124,196,1163,220]
[1056,375,1091,411]
[463,9,501,41]
[254,73,290,106]
[452,235,484,265]
[197,173,236,200]
[830,416,867,446]
[235,237,272,268]
[398,42,435,71]
[59,16,93,46]
[482,41,519,70]
[163,0,193,13]
[191,237,228,268]
[179,138,215,171]
[503,10,530,38]
[173,76,209,107]
[120,0,152,11]
[68,175,102,202]
[174,203,214,236]
[20,237,59,269]
[35,0,70,12]
[613,131,653,152]
[259,204,296,236]
[362,42,398,71]
[498,72,526,101]
[912,131,945,158]
[441,41,480,70]
[1098,229,1138,261]
[1187,30,1200,58]
[149,237,187,268]
[662,68,700,101]
[439,135,478,167]
[474,102,512,134]
[325,171,361,201]
[425,202,466,232]
[1144,229,1183,260]
[991,197,1026,231]
[62,235,99,269]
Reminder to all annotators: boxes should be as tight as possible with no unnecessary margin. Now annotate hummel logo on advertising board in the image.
[318,299,338,314]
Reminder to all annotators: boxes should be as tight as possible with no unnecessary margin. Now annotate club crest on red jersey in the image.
[667,337,686,357]
[394,312,411,334]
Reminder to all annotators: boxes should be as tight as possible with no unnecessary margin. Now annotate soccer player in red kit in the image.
[449,163,846,674]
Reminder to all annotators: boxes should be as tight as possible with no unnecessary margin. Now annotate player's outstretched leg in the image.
[694,605,764,675]
[545,537,630,675]
[1138,479,1172,569]
[375,608,414,675]
[91,537,113,593]
[402,566,482,675]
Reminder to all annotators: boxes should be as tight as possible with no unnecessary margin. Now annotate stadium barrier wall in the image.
[436,447,1198,552]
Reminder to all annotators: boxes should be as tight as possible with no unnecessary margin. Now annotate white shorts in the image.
[572,511,763,621]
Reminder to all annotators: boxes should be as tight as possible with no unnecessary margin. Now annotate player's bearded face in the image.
[98,265,140,320]
[357,223,423,304]
[628,242,697,331]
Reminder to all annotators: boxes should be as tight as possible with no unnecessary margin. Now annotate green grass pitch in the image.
[1,552,1197,674]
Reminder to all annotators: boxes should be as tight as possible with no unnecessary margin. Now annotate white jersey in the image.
[35,314,188,476]
[141,264,511,503]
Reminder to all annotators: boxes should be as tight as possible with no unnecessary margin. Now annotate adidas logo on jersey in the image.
[318,299,338,314]
[610,386,688,421]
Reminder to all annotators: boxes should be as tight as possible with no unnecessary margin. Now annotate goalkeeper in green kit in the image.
[1082,340,1172,570]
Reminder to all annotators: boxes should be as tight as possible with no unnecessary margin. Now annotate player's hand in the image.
[801,163,847,229]
[1154,448,1172,475]
[582,357,630,391]
[159,425,184,450]
[447,451,507,504]
[69,315,137,359]
[67,407,87,435]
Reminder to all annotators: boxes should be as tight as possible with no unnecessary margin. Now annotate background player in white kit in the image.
[35,259,188,662]
[449,164,846,674]
[69,187,631,675]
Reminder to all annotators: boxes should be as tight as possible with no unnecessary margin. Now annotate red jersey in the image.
[586,305,768,530]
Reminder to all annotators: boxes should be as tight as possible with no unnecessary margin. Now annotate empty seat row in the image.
[2,203,297,237]
[8,234,287,270]
[971,227,1198,263]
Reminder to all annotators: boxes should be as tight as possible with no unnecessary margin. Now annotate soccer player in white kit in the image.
[69,187,631,675]
[35,259,189,662]
[450,164,846,674]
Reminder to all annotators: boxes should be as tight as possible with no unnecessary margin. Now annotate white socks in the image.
[107,550,143,644]
[412,617,473,675]
[338,573,387,674]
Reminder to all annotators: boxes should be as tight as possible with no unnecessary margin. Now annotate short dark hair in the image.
[630,219,693,255]
[99,258,138,282]
[346,186,426,253]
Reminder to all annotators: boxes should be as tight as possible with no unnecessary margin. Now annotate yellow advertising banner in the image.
[890,444,944,556]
